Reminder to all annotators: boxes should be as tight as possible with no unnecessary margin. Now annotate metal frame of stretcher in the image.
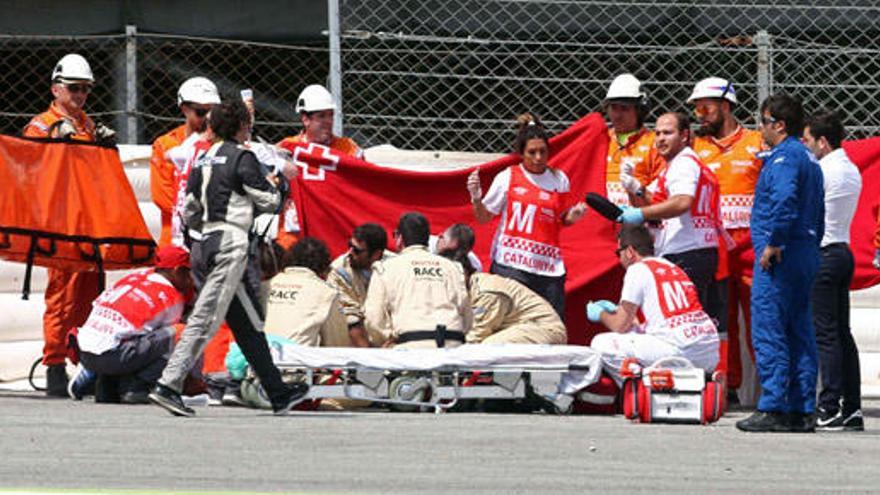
[274,361,593,414]
[279,365,587,414]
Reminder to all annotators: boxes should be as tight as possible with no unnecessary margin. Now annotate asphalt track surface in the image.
[1,392,879,494]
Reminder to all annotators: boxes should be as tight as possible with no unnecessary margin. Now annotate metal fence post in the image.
[756,30,771,112]
[125,25,138,144]
[328,0,343,136]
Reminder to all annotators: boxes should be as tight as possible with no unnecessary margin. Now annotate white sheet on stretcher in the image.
[273,344,602,395]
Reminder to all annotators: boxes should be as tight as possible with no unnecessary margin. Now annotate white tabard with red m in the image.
[621,257,718,349]
[489,164,571,277]
[76,269,186,355]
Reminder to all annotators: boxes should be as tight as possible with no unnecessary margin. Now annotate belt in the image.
[820,242,848,251]
[396,326,465,348]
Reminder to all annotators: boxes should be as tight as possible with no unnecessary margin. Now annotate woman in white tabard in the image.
[467,113,587,318]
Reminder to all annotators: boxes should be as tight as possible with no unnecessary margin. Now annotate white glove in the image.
[278,159,298,180]
[619,160,641,195]
[53,119,77,139]
[467,169,482,201]
[95,122,117,145]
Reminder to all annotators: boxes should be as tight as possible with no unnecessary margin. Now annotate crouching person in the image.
[439,234,566,345]
[264,237,351,347]
[71,246,194,403]
[588,225,719,383]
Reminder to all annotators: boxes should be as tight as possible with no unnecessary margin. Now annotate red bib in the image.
[493,165,567,276]
[642,259,703,319]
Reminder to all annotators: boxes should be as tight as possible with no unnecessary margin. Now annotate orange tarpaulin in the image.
[0,135,155,296]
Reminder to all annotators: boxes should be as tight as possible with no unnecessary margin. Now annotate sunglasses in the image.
[65,84,92,94]
[758,115,777,126]
[348,241,366,255]
[614,245,630,256]
[190,107,211,117]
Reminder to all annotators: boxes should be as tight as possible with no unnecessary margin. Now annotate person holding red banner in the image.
[587,224,719,383]
[276,84,363,251]
[22,53,108,397]
[467,113,587,318]
[688,76,765,399]
[150,77,220,248]
[603,73,665,207]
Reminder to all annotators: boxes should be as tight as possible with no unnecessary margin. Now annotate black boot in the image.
[789,412,816,433]
[45,365,68,398]
[735,411,791,432]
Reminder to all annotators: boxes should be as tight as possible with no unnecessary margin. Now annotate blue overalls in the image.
[750,136,824,414]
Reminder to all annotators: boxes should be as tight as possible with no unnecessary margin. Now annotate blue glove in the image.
[586,300,618,322]
[617,205,644,224]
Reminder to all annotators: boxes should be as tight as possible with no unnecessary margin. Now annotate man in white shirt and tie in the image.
[802,110,864,432]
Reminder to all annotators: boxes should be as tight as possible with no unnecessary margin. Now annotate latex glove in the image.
[586,299,618,322]
[467,169,482,201]
[565,202,587,224]
[619,160,641,194]
[617,205,644,224]
[873,248,880,270]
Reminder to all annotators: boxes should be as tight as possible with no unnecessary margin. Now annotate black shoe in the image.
[735,411,791,432]
[121,390,151,405]
[67,365,97,400]
[817,409,864,432]
[94,375,120,404]
[45,365,69,398]
[789,412,815,433]
[271,383,310,416]
[148,384,195,417]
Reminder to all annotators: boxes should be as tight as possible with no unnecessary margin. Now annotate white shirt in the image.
[647,147,710,256]
[620,257,717,351]
[819,148,862,247]
[481,166,571,216]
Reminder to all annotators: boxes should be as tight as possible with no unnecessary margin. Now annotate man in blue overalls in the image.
[736,94,824,433]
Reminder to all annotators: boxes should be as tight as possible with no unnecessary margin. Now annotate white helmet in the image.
[295,84,336,113]
[605,73,644,101]
[688,77,737,104]
[177,77,221,106]
[51,54,94,84]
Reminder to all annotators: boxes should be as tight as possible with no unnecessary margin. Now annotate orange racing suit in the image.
[693,125,765,389]
[606,127,666,207]
[24,103,102,366]
[149,124,190,248]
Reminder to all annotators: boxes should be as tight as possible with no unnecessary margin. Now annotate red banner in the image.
[842,137,880,290]
[289,113,880,344]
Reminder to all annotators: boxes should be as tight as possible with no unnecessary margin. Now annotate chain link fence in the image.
[2,3,880,151]
[338,0,880,151]
[0,31,328,145]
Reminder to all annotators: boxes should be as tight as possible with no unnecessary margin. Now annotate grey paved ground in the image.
[1,392,878,494]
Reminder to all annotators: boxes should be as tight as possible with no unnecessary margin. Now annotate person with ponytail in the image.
[466,113,586,318]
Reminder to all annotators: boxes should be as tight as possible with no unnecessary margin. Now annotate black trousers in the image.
[160,232,287,402]
[80,329,173,385]
[490,261,566,318]
[811,243,860,413]
[664,248,722,328]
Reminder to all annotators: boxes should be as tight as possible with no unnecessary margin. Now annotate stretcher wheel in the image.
[388,376,433,412]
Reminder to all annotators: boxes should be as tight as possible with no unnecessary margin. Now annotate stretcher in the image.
[265,344,603,414]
